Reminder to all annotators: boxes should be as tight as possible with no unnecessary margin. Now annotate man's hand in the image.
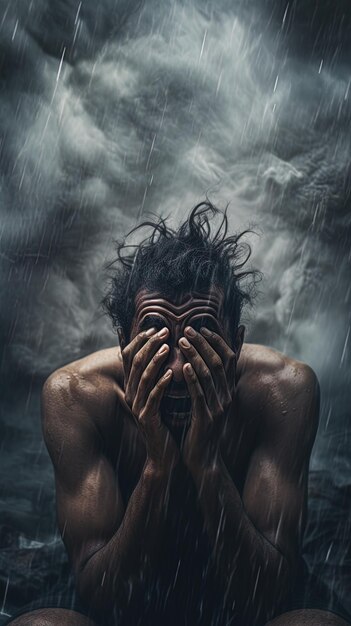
[122,327,179,472]
[179,326,236,469]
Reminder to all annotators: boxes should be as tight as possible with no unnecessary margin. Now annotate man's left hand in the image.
[179,326,236,469]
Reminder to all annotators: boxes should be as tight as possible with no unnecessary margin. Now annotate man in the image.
[7,203,350,626]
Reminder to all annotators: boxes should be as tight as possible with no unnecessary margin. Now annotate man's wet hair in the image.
[103,202,258,344]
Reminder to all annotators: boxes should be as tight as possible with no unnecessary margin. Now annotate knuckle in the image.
[186,365,195,380]
[212,357,223,371]
[149,334,161,346]
[227,352,235,366]
[133,353,143,369]
[121,347,129,362]
[139,371,149,385]
[147,388,157,402]
[139,415,147,428]
[155,378,164,390]
[202,368,212,383]
[138,408,147,422]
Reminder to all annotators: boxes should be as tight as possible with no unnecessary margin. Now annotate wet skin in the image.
[125,288,243,440]
[39,288,321,626]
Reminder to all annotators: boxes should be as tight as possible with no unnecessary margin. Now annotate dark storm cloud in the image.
[263,0,351,59]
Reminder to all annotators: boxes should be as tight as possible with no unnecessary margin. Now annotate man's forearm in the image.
[77,461,171,612]
[189,456,291,623]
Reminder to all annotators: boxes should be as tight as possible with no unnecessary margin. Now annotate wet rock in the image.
[0,529,71,618]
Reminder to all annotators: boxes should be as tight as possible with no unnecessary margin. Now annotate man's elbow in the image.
[249,548,292,617]
[75,560,118,614]
[75,556,145,616]
[266,550,295,618]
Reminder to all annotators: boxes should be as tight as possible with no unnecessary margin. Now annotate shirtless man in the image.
[7,204,350,626]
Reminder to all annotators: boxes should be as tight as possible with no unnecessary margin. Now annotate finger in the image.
[122,327,157,378]
[179,338,223,417]
[183,328,231,405]
[125,328,169,405]
[141,369,173,421]
[183,363,211,421]
[132,343,170,416]
[199,328,236,389]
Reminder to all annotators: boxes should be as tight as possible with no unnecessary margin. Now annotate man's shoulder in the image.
[42,346,124,423]
[239,343,320,433]
[240,342,318,389]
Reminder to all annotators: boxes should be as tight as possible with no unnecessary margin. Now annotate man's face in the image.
[130,287,232,429]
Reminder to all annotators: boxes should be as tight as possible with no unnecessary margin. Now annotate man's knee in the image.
[266,608,350,626]
[6,608,98,626]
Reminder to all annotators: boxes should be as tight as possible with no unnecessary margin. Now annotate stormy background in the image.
[0,0,350,621]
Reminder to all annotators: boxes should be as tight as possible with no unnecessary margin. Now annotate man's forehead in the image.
[134,287,224,317]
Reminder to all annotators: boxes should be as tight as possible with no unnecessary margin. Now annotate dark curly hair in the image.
[102,202,258,344]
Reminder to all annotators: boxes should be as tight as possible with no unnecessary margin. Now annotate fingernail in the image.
[184,363,192,373]
[185,326,196,337]
[146,328,156,337]
[164,369,173,379]
[157,327,168,338]
[201,327,211,337]
[158,344,169,355]
[179,337,191,349]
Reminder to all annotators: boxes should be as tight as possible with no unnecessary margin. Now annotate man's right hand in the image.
[122,327,179,472]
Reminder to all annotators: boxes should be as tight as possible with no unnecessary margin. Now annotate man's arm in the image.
[42,328,177,614]
[180,331,319,624]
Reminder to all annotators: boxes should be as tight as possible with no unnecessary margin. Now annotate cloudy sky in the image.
[0,0,350,611]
